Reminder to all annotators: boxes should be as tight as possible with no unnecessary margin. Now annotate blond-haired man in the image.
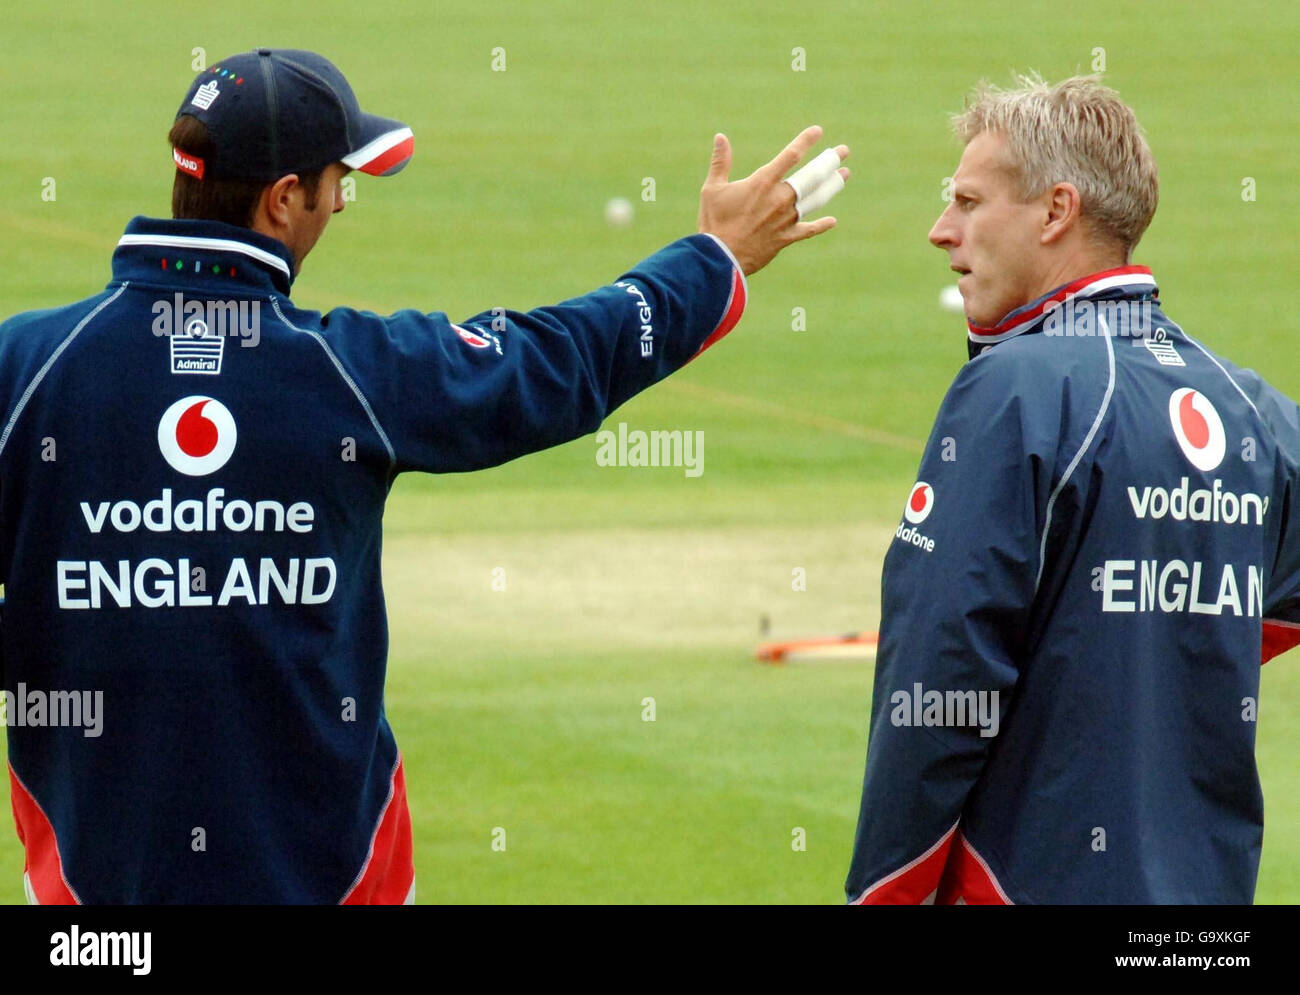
[846,74,1300,904]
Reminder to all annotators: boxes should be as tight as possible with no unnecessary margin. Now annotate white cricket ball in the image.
[604,197,635,228]
[939,284,965,314]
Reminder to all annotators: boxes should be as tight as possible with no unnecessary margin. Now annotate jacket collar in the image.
[966,265,1158,359]
[110,216,297,296]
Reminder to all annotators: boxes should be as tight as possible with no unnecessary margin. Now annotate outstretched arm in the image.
[311,128,850,474]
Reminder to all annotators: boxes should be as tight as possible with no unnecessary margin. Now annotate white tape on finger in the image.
[784,148,842,201]
[795,170,844,219]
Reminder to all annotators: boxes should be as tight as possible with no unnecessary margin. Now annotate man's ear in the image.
[1040,181,1082,246]
[260,174,302,228]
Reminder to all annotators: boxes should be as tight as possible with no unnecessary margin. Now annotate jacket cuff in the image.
[694,233,749,356]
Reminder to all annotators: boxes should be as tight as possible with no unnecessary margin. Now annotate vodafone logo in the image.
[1168,388,1225,472]
[904,481,934,524]
[453,324,491,349]
[158,396,237,476]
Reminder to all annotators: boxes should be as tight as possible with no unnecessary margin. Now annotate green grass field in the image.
[2,0,1298,903]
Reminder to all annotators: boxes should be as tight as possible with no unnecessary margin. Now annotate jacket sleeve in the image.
[1232,368,1300,662]
[844,348,1067,904]
[309,233,746,474]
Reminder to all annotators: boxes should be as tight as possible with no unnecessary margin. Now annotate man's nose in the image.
[929,203,958,248]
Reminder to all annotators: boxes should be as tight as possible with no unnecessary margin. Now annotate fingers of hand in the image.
[796,171,845,219]
[765,125,824,181]
[781,136,850,218]
[705,133,733,186]
[791,215,837,241]
[784,147,843,201]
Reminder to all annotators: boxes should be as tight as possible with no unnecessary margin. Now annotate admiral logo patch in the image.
[169,315,224,375]
[191,80,220,110]
[1142,328,1184,367]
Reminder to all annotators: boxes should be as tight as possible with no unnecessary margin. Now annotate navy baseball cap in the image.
[172,48,413,182]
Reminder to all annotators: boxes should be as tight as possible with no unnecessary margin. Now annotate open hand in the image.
[698,125,850,276]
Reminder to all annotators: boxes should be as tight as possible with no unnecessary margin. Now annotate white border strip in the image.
[702,232,750,311]
[959,833,1014,904]
[270,298,396,466]
[8,763,84,904]
[1174,322,1262,419]
[338,753,401,904]
[0,284,129,460]
[342,127,414,170]
[1076,273,1158,297]
[1034,316,1116,592]
[852,819,958,904]
[117,233,291,280]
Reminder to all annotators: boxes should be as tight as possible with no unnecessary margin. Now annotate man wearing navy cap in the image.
[0,48,848,903]
[165,49,416,275]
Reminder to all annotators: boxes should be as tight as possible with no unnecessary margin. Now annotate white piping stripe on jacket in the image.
[1034,314,1116,594]
[851,819,959,904]
[270,298,397,468]
[957,832,1014,904]
[0,284,129,461]
[1174,322,1262,420]
[337,753,402,904]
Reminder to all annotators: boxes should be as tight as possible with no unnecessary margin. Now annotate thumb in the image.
[705,133,732,186]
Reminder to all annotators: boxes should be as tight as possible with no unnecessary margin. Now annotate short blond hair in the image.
[953,73,1159,258]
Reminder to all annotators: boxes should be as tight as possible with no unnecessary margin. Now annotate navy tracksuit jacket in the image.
[0,216,747,903]
[846,266,1300,904]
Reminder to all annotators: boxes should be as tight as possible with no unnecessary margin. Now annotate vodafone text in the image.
[1127,477,1267,525]
[894,523,935,552]
[79,488,312,534]
[58,487,336,609]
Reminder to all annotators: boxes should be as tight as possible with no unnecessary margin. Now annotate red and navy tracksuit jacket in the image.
[0,216,746,903]
[846,267,1300,904]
